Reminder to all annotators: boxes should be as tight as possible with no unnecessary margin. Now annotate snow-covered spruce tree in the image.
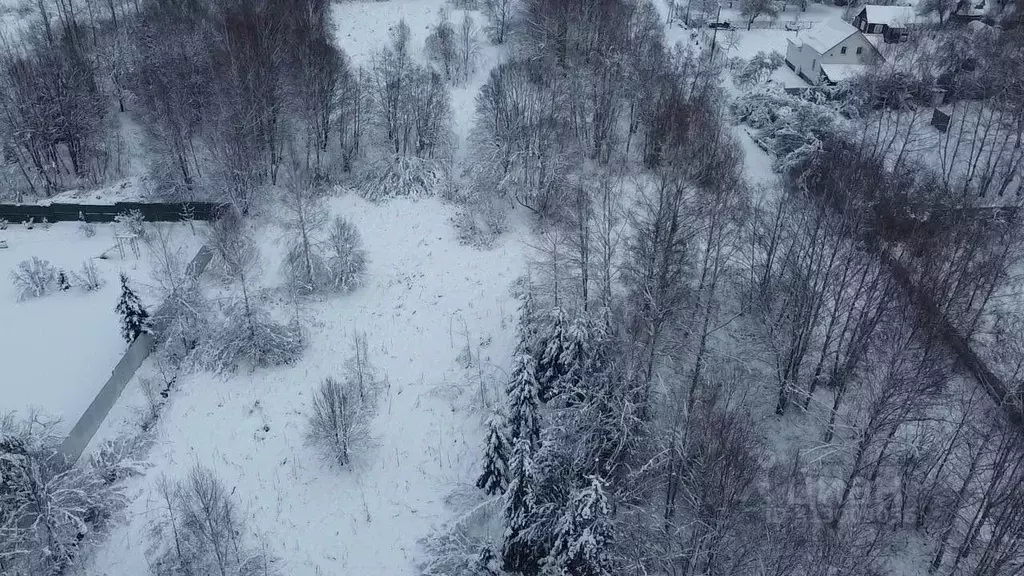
[506,353,542,450]
[502,437,540,574]
[514,286,540,356]
[557,315,593,401]
[116,272,151,344]
[537,307,568,402]
[544,476,615,576]
[476,412,510,495]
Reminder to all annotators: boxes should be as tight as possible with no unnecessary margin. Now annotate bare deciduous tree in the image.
[482,0,514,44]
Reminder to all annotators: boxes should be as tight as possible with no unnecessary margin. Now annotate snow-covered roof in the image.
[861,5,924,26]
[820,63,872,83]
[797,19,860,54]
[967,19,997,33]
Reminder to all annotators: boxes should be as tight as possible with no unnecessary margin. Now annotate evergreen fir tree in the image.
[557,315,591,402]
[545,476,614,576]
[476,412,510,495]
[506,353,542,450]
[502,437,540,575]
[537,308,568,402]
[514,286,539,357]
[116,272,151,344]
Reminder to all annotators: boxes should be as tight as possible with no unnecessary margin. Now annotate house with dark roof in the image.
[853,5,928,42]
[784,19,884,85]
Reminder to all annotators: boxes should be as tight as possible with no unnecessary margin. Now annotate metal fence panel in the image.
[0,202,226,224]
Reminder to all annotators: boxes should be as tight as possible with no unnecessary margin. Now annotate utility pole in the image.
[709,4,722,62]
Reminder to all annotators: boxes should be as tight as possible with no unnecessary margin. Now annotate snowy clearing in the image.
[84,194,528,575]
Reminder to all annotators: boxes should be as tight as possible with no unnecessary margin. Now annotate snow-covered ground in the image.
[332,0,505,157]
[861,101,1024,203]
[0,221,202,432]
[84,193,527,575]
[666,17,812,88]
[81,2,525,573]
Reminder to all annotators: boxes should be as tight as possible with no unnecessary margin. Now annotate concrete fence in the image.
[0,201,226,224]
[879,249,1024,426]
[59,245,214,463]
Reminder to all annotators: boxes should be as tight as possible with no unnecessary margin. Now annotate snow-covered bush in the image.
[158,287,213,368]
[201,209,304,372]
[282,241,331,294]
[453,194,508,249]
[279,183,331,295]
[200,302,305,374]
[731,86,848,173]
[360,155,446,201]
[10,256,57,300]
[72,259,104,291]
[325,216,367,293]
[306,376,373,467]
[88,433,152,485]
[425,9,458,82]
[307,335,379,466]
[148,465,279,576]
[114,209,146,239]
[733,51,785,86]
[78,212,96,237]
[280,190,365,296]
[421,504,503,576]
[0,413,126,575]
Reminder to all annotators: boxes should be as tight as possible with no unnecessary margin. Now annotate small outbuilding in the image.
[932,106,952,132]
[853,5,925,42]
[951,0,987,21]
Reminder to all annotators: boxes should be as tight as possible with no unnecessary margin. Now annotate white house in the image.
[785,19,883,85]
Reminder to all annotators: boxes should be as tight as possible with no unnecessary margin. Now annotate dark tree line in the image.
[464,3,1024,576]
[0,0,396,206]
[126,0,359,207]
[0,10,109,196]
